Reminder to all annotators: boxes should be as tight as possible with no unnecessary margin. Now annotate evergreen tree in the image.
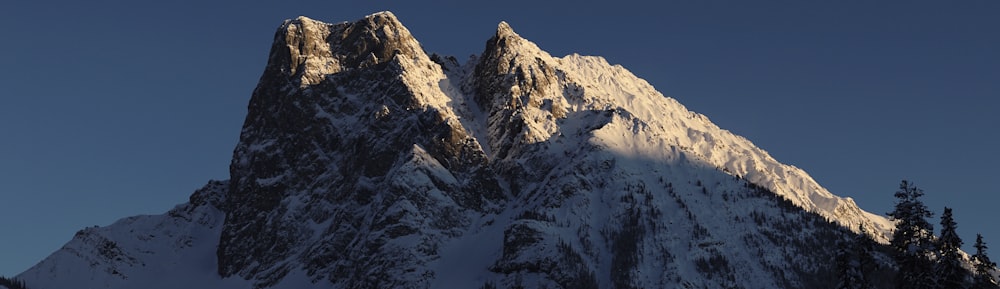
[836,235,863,289]
[836,226,878,289]
[887,180,936,289]
[972,234,998,289]
[855,225,877,289]
[0,276,29,289]
[936,207,967,289]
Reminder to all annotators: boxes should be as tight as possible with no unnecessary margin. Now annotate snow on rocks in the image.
[19,12,897,289]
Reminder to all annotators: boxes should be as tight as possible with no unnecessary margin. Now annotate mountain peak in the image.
[495,21,518,38]
[290,15,322,24]
[19,12,901,289]
[219,12,504,287]
[365,10,398,20]
[267,11,423,86]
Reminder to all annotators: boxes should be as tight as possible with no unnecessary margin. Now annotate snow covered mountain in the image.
[17,12,898,289]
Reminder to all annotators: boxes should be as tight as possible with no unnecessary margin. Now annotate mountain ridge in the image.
[17,11,897,289]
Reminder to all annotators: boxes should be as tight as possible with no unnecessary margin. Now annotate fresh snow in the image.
[555,53,892,241]
[428,211,507,288]
[18,12,900,289]
[15,182,336,289]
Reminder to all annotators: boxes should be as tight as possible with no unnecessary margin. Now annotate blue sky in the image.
[1,0,998,277]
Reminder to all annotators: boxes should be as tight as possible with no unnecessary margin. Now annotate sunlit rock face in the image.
[220,12,504,288]
[18,12,898,289]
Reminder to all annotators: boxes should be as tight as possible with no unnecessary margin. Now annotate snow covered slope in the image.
[467,21,893,241]
[16,181,240,289]
[19,12,897,289]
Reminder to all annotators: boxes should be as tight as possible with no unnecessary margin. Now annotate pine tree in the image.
[855,225,877,289]
[888,180,936,289]
[936,207,967,289]
[837,235,863,289]
[0,276,29,289]
[836,226,879,289]
[972,234,998,289]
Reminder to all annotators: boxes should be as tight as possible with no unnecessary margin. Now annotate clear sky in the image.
[1,0,998,277]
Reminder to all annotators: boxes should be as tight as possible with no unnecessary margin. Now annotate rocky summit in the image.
[17,12,898,289]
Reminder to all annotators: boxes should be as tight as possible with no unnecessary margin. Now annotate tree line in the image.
[837,180,998,289]
[0,276,28,289]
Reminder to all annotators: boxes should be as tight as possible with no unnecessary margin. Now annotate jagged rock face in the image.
[461,23,879,288]
[214,12,896,288]
[218,12,503,288]
[270,13,422,86]
[474,22,565,157]
[17,12,904,289]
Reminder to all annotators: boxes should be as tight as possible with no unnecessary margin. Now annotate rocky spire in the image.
[218,12,502,288]
[495,21,517,39]
[471,21,567,184]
